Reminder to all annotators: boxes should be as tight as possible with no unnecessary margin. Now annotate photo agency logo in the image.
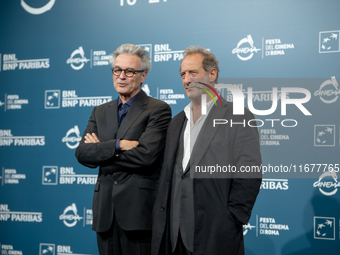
[196,81,223,115]
[194,79,312,128]
[66,47,90,70]
[319,31,340,53]
[21,0,56,15]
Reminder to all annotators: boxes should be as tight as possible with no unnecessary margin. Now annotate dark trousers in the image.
[172,232,193,255]
[96,218,151,255]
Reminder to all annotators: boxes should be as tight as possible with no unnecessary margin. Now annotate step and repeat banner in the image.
[0,0,339,254]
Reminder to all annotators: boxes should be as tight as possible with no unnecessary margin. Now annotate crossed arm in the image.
[84,133,138,151]
[75,102,172,170]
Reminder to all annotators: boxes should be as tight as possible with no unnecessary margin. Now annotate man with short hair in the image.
[152,46,262,255]
[76,43,171,255]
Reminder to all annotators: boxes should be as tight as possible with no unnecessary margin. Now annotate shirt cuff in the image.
[115,138,122,154]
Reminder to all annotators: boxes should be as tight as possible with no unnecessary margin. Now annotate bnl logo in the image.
[39,243,55,255]
[319,31,340,53]
[314,125,335,147]
[42,166,58,185]
[137,44,152,61]
[314,217,335,240]
[45,90,60,109]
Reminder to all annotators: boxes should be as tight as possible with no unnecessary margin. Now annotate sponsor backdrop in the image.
[0,0,339,254]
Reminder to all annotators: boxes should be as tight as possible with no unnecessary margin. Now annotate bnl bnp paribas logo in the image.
[44,90,112,109]
[319,30,340,53]
[42,166,97,185]
[21,0,55,15]
[62,126,81,149]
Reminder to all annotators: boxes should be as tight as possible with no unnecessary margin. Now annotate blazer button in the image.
[113,181,118,185]
[161,206,165,211]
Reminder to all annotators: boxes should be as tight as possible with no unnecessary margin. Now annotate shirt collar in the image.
[118,89,141,108]
[184,96,216,121]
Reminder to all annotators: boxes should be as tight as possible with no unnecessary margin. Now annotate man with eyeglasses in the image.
[76,43,171,255]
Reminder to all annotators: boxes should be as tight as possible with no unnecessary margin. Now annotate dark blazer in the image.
[152,98,262,255]
[75,90,171,233]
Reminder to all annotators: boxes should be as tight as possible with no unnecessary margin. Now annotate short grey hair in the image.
[182,45,220,82]
[110,44,152,74]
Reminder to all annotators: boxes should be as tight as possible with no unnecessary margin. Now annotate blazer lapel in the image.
[106,99,119,139]
[190,98,229,170]
[116,90,148,138]
[166,112,187,174]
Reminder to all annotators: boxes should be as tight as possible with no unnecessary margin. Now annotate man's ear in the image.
[208,68,217,82]
[140,71,147,83]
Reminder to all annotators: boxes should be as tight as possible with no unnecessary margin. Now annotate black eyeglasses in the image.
[111,67,144,77]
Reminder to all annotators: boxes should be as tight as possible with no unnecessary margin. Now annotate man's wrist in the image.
[115,138,122,154]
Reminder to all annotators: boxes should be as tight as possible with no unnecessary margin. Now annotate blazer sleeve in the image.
[75,106,118,168]
[227,108,262,225]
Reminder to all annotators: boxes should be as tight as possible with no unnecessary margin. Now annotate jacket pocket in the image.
[226,207,242,226]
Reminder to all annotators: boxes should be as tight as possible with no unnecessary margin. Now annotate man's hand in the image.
[84,133,100,143]
[119,140,139,151]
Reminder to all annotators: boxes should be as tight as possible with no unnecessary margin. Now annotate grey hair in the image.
[110,44,152,74]
[182,45,220,82]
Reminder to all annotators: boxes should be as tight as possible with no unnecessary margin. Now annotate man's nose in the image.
[119,70,127,78]
[183,74,191,85]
